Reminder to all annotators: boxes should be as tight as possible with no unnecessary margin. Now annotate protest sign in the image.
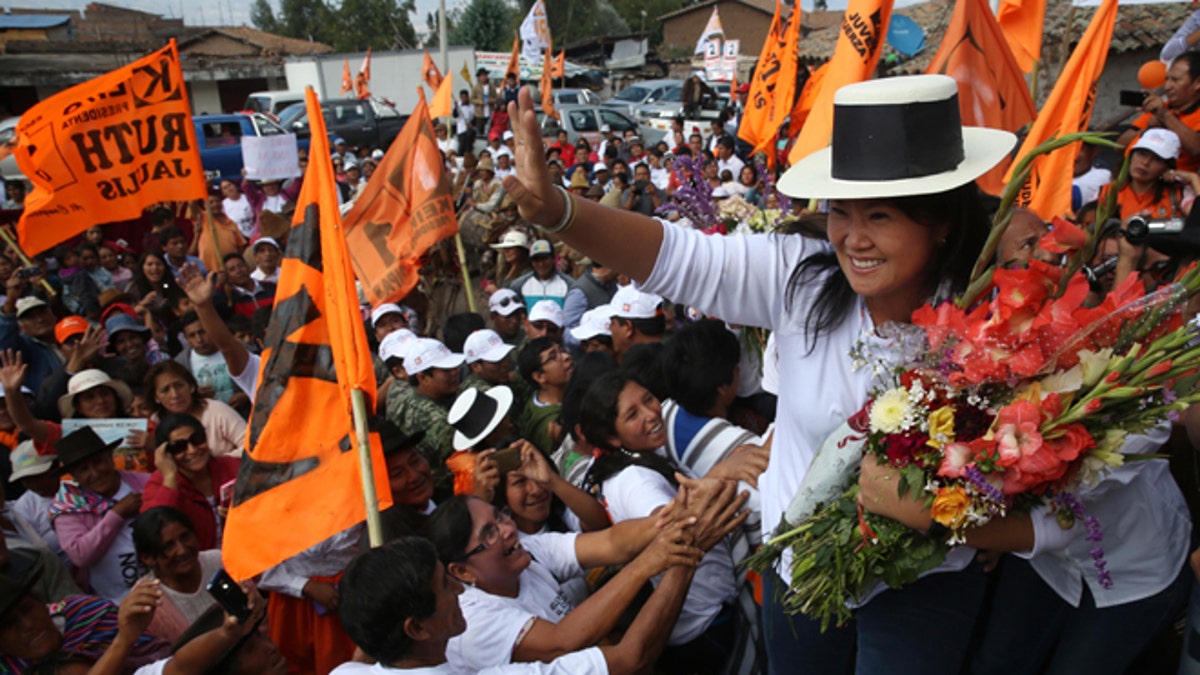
[62,418,151,473]
[241,135,301,181]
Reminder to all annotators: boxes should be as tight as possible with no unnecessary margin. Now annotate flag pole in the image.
[0,227,56,297]
[351,387,384,547]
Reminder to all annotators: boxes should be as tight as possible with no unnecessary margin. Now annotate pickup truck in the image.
[193,112,310,183]
[278,98,409,152]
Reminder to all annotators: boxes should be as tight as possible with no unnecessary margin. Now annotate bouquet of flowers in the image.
[746,133,1200,630]
[657,156,793,235]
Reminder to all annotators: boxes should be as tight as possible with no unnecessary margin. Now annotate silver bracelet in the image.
[539,184,577,234]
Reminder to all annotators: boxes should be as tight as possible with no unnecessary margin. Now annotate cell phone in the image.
[207,568,251,622]
[1120,89,1148,107]
[492,445,523,474]
[16,266,39,279]
[219,479,236,508]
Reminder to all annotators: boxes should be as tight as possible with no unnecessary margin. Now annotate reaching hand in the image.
[473,448,500,502]
[706,443,771,488]
[634,519,703,577]
[66,325,103,373]
[503,87,564,230]
[510,441,553,487]
[117,578,163,639]
[668,474,750,552]
[0,349,27,393]
[177,262,215,306]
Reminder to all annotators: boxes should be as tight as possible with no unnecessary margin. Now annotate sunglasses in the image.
[531,321,562,334]
[493,296,520,310]
[166,430,207,455]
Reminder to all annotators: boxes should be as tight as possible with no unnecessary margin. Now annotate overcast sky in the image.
[36,0,867,35]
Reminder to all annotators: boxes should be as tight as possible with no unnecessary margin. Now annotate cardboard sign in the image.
[241,134,301,181]
[62,418,151,473]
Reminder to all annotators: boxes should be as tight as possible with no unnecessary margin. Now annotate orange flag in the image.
[342,89,458,306]
[356,48,372,99]
[789,0,894,165]
[13,40,205,256]
[422,51,444,90]
[786,63,829,148]
[738,0,784,151]
[996,0,1046,74]
[430,72,454,119]
[541,45,558,120]
[505,34,521,81]
[1004,0,1116,220]
[927,0,1035,196]
[551,51,565,79]
[341,58,353,95]
[756,5,801,162]
[222,87,390,582]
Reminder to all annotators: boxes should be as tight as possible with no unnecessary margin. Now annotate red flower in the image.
[884,432,928,467]
[1039,217,1088,254]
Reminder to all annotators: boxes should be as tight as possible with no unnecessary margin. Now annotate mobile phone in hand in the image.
[492,445,523,474]
[219,480,236,509]
[207,568,251,622]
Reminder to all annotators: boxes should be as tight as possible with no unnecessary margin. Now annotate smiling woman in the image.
[132,506,225,643]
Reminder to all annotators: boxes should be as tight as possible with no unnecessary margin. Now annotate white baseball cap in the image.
[528,299,565,327]
[529,239,553,257]
[463,329,515,364]
[403,338,465,375]
[15,297,47,318]
[378,328,417,362]
[593,162,608,172]
[570,305,613,341]
[253,236,281,251]
[609,285,663,320]
[9,440,56,482]
[488,289,524,316]
[1132,128,1181,161]
[490,230,530,250]
[503,130,514,140]
[370,303,406,328]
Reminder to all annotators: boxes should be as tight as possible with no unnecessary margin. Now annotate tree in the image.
[333,0,418,51]
[423,8,460,48]
[278,0,336,44]
[450,0,515,52]
[250,0,280,33]
[610,0,686,45]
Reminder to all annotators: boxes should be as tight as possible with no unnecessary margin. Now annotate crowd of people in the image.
[1,38,1200,674]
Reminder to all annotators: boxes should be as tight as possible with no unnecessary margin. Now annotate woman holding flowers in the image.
[502,74,1018,673]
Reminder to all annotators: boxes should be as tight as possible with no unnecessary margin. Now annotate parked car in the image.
[0,117,23,185]
[602,79,683,119]
[193,112,307,183]
[243,91,306,118]
[553,88,601,106]
[604,78,729,136]
[282,98,409,152]
[536,105,666,148]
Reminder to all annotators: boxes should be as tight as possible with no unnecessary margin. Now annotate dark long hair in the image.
[580,371,679,492]
[130,250,182,300]
[786,184,989,352]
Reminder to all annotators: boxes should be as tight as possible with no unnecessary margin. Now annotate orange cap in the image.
[54,316,90,344]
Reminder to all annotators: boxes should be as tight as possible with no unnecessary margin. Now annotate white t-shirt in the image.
[223,196,255,238]
[88,481,143,601]
[446,533,581,671]
[231,352,262,403]
[329,647,607,675]
[189,349,236,403]
[261,194,288,214]
[601,461,737,645]
[250,267,280,284]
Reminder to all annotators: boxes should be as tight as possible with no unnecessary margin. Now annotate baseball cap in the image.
[488,289,524,316]
[610,285,663,320]
[334,137,347,145]
[737,83,751,93]
[252,236,281,251]
[528,299,565,327]
[370,303,406,328]
[463,329,515,364]
[371,149,385,160]
[593,162,608,173]
[15,297,47,318]
[55,316,90,344]
[1131,128,1181,161]
[600,124,612,133]
[529,239,553,257]
[9,441,55,482]
[570,305,613,341]
[403,338,465,375]
[503,130,514,141]
[490,230,531,250]
[378,328,417,362]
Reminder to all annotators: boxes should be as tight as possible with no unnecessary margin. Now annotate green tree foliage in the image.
[251,0,419,51]
[450,0,515,52]
[609,0,687,45]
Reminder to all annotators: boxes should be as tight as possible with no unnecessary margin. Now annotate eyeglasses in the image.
[455,510,513,561]
[166,430,207,456]
[539,346,567,365]
[532,322,562,336]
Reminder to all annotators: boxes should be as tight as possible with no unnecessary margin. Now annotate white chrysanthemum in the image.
[869,387,911,434]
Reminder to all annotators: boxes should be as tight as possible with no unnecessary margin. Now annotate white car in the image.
[0,117,25,186]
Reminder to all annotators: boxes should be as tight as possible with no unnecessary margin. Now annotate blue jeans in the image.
[854,562,988,675]
[972,555,1190,675]
[761,568,855,675]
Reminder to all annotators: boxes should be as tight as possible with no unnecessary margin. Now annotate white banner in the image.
[521,0,551,60]
[694,6,725,54]
[63,418,151,472]
[721,40,740,82]
[242,134,301,181]
[704,40,723,80]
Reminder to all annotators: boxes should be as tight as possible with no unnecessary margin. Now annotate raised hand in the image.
[502,87,563,230]
[117,578,163,639]
[510,440,553,486]
[633,519,703,577]
[177,262,216,306]
[0,349,27,393]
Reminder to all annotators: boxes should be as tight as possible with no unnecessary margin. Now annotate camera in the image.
[1124,216,1185,245]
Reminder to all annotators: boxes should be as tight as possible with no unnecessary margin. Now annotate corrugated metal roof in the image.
[0,14,71,30]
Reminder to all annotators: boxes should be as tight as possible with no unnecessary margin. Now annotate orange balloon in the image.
[1139,60,1167,89]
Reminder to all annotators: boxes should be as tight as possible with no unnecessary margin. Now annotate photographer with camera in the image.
[621,164,665,217]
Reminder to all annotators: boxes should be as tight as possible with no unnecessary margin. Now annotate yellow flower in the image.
[1078,348,1114,387]
[926,406,956,449]
[869,388,910,434]
[931,486,970,529]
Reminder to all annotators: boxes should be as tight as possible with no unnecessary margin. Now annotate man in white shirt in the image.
[250,237,282,284]
[714,136,744,181]
[495,153,517,181]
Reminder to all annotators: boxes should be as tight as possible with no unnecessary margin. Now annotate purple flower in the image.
[1056,492,1114,589]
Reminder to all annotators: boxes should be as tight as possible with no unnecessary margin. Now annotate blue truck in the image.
[193,112,313,184]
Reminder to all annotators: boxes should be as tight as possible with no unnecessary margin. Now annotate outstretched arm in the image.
[176,263,250,377]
